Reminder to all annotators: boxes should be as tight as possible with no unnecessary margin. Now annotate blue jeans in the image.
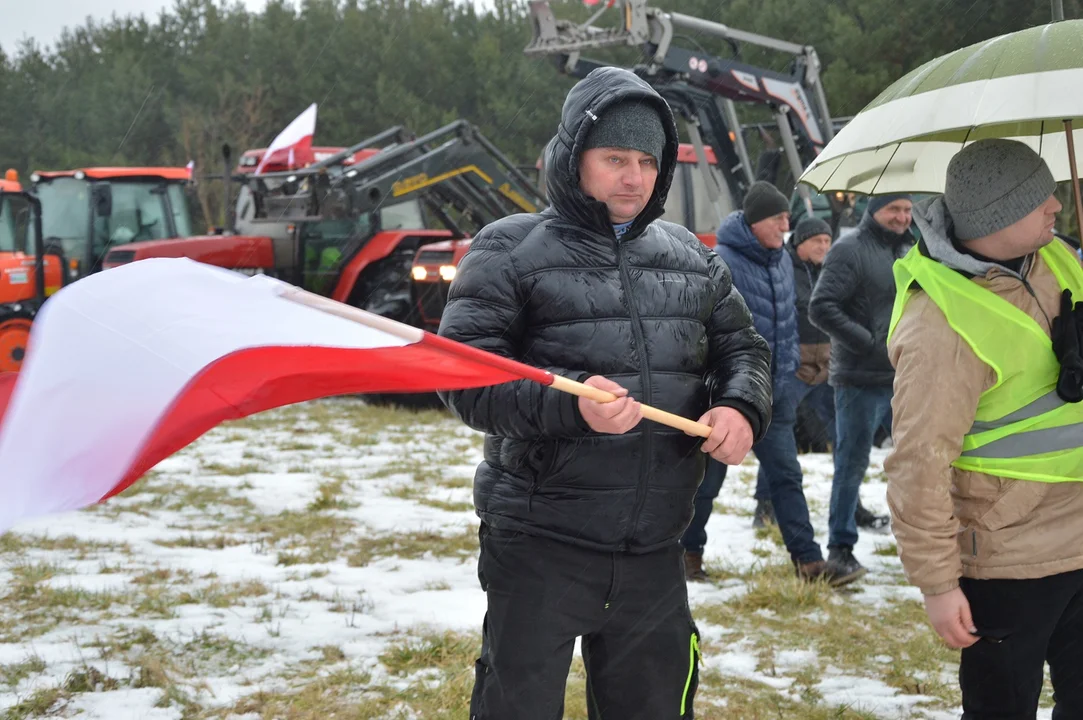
[681,381,822,564]
[794,379,837,448]
[828,385,894,549]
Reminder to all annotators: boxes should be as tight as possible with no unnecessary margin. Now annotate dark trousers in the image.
[680,381,821,564]
[794,379,837,448]
[470,525,700,719]
[828,384,893,548]
[960,569,1083,719]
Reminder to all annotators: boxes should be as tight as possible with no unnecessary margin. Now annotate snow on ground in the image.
[0,399,1055,719]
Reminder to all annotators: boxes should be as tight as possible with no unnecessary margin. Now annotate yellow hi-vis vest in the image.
[886,239,1083,483]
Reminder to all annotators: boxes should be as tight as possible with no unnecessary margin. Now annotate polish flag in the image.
[253,102,318,175]
[0,258,562,534]
[185,159,195,180]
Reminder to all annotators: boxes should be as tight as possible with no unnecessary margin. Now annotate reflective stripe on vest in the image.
[887,239,1083,483]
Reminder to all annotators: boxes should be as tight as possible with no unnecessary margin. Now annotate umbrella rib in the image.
[870,143,904,194]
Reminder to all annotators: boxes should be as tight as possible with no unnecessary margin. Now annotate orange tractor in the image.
[0,172,63,371]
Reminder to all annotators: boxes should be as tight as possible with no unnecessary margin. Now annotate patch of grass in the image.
[200,461,266,477]
[2,686,69,719]
[62,665,121,693]
[307,477,354,512]
[235,507,356,566]
[0,533,131,557]
[691,561,960,711]
[345,526,478,567]
[219,667,382,720]
[198,579,272,608]
[873,541,899,557]
[0,656,45,688]
[152,533,246,550]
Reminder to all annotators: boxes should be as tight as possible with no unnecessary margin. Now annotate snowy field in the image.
[0,398,1055,719]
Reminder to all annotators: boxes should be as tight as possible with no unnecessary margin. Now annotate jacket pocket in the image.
[973,476,1050,532]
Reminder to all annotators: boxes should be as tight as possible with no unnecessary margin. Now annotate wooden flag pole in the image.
[549,375,712,437]
[279,286,713,438]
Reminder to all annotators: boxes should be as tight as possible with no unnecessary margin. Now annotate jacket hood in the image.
[717,211,782,266]
[912,195,1027,279]
[542,67,680,239]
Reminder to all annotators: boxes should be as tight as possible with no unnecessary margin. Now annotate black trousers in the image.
[469,524,701,719]
[960,568,1083,719]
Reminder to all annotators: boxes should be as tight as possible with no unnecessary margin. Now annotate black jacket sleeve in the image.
[703,250,773,442]
[809,242,874,351]
[435,225,593,439]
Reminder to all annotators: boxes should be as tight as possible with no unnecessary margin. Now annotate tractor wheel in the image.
[0,316,32,373]
[348,251,446,411]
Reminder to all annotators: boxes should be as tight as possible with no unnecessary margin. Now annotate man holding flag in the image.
[438,67,772,719]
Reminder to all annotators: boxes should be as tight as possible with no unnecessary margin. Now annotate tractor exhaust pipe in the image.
[221,143,234,234]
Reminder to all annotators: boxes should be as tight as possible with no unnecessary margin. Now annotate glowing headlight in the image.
[411,266,428,281]
[438,265,457,282]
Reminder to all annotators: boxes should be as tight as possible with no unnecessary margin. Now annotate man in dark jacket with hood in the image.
[437,67,773,719]
[809,194,915,579]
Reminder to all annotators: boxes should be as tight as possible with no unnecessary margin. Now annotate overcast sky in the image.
[2,0,494,57]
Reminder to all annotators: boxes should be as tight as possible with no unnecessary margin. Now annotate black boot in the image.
[855,501,890,530]
[826,545,868,585]
[752,498,776,529]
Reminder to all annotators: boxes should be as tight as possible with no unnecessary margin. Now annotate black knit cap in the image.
[793,216,832,247]
[583,100,666,162]
[743,181,790,225]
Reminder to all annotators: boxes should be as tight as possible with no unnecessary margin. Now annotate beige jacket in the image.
[884,199,1083,596]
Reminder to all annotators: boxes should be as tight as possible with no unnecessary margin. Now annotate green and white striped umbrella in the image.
[799,19,1083,195]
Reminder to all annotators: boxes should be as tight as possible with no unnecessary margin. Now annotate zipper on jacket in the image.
[1020,275,1054,330]
[527,446,558,512]
[614,236,653,545]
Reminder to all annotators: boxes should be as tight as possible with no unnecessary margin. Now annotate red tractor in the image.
[102,121,546,332]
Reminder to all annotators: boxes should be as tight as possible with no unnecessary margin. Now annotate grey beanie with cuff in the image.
[945,138,1057,241]
[583,100,666,162]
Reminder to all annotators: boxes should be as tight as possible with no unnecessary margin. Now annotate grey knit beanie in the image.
[793,216,832,247]
[743,181,790,225]
[583,100,666,162]
[945,138,1057,241]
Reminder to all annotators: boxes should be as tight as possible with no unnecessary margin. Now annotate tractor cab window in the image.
[167,183,195,238]
[379,199,425,231]
[36,177,90,261]
[298,211,374,295]
[102,182,171,248]
[0,194,31,254]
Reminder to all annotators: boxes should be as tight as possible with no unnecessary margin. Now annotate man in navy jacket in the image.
[686,181,866,587]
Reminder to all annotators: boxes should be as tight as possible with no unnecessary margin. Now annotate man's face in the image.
[579,147,659,224]
[873,199,913,234]
[750,212,790,249]
[796,233,831,265]
[990,194,1063,257]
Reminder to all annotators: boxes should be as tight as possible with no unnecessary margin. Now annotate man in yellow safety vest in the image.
[885,137,1083,718]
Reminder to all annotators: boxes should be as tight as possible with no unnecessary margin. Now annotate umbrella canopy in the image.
[799,19,1083,195]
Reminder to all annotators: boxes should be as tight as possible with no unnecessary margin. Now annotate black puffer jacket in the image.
[437,67,772,554]
[808,212,915,387]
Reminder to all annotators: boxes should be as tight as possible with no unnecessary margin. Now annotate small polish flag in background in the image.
[0,258,556,534]
[254,102,317,175]
[185,159,195,180]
